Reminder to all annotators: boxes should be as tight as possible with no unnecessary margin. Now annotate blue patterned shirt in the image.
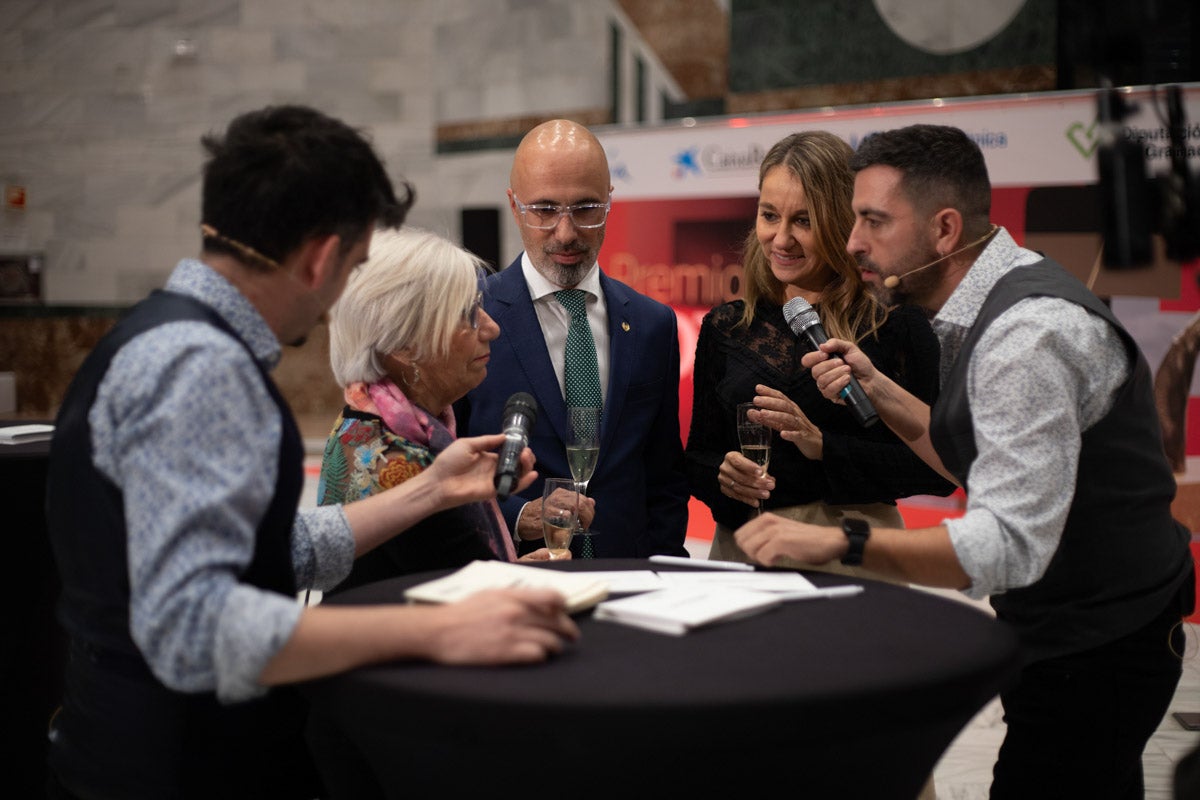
[89,258,355,701]
[932,229,1129,599]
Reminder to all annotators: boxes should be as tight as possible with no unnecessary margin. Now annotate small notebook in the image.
[0,423,54,445]
[403,560,609,614]
[592,586,782,636]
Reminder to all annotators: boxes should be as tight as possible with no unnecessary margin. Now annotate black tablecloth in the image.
[303,560,1020,798]
[0,426,63,797]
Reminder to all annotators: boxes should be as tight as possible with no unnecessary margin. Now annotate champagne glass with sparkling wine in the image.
[566,406,600,548]
[541,478,580,560]
[737,402,771,516]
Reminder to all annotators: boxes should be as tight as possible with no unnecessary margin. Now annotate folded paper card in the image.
[0,423,54,445]
[592,586,783,635]
[403,560,609,613]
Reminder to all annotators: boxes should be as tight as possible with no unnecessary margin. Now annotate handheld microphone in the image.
[882,225,1000,289]
[494,392,538,500]
[782,297,879,428]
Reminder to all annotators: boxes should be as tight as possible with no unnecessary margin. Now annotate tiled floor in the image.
[300,452,1200,798]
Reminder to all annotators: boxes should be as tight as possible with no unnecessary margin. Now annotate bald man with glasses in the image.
[455,119,690,559]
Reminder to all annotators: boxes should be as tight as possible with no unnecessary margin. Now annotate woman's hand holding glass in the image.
[718,402,775,514]
[515,547,558,562]
[541,478,581,560]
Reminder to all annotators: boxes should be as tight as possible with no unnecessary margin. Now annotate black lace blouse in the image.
[685,299,955,529]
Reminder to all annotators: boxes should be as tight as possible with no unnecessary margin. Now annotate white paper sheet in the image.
[655,570,818,593]
[582,570,666,594]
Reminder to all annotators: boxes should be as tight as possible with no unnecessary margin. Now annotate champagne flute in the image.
[737,402,771,516]
[542,478,580,560]
[566,406,600,543]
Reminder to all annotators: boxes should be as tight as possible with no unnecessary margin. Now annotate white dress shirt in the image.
[520,253,610,405]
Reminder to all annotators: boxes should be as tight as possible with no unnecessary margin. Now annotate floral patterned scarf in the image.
[345,379,516,561]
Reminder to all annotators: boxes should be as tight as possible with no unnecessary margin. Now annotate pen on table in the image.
[775,585,865,601]
[649,555,755,572]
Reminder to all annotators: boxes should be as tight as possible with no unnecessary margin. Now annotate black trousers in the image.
[47,639,321,800]
[990,593,1189,800]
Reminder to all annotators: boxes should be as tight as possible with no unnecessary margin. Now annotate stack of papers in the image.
[591,564,865,635]
[403,560,609,613]
[0,423,54,445]
[593,586,783,635]
[402,559,865,635]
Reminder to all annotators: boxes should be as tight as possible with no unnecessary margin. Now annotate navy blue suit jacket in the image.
[455,256,689,557]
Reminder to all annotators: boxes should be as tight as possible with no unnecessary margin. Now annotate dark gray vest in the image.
[929,260,1191,662]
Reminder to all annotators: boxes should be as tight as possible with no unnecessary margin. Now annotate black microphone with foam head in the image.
[782,297,879,428]
[494,392,538,500]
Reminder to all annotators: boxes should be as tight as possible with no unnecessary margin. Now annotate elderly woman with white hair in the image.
[318,227,564,593]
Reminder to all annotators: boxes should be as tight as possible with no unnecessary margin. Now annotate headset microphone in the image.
[881,225,999,289]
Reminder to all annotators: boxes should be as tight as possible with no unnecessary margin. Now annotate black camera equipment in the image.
[1096,83,1200,268]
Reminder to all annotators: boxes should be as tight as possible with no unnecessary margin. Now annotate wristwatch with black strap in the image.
[840,517,870,566]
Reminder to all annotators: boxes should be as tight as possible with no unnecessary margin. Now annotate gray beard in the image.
[542,259,594,289]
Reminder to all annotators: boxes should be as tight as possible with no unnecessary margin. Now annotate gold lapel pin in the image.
[621,322,630,332]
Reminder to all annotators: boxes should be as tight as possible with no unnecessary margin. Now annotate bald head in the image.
[508,119,613,288]
[510,119,610,194]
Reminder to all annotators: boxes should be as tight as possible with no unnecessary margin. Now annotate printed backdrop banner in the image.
[600,85,1200,199]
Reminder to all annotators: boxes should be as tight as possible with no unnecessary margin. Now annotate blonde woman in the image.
[685,131,955,573]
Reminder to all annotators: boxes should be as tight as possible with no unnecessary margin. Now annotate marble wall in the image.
[0,0,682,305]
[0,312,116,416]
[0,310,342,434]
[0,0,684,423]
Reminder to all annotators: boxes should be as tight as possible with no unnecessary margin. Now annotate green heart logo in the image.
[1066,121,1098,158]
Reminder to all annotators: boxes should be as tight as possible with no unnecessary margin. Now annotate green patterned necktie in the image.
[555,289,601,558]
[554,290,602,409]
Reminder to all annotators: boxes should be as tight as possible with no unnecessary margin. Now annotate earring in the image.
[401,365,420,387]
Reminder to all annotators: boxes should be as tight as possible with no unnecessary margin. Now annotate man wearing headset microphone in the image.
[735,124,1194,800]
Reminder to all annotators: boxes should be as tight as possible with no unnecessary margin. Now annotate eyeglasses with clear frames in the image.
[463,291,484,330]
[512,197,611,230]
